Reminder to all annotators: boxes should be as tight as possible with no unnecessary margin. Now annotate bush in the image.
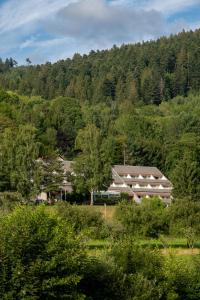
[56,202,105,239]
[94,197,120,205]
[110,237,167,299]
[0,192,22,212]
[80,257,124,300]
[116,197,169,238]
[0,205,87,299]
[168,198,200,236]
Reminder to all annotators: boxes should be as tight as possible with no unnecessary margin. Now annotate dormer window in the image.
[127,174,131,179]
[139,174,143,179]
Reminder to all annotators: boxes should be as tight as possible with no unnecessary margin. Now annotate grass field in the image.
[47,204,200,257]
[88,205,116,220]
[87,238,200,257]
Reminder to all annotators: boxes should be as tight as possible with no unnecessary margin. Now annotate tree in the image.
[39,157,64,199]
[168,198,200,236]
[0,205,87,299]
[73,124,112,205]
[111,238,166,299]
[116,197,169,238]
[26,57,32,65]
[171,151,200,200]
[49,97,83,157]
[0,125,41,199]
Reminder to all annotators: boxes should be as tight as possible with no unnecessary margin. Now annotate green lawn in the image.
[86,237,200,257]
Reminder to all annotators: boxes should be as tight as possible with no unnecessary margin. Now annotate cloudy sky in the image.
[0,0,200,64]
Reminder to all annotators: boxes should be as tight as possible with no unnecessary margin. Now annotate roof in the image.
[113,165,163,177]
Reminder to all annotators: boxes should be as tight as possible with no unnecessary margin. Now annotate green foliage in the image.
[56,202,105,239]
[0,192,22,212]
[0,125,41,199]
[0,90,17,104]
[168,198,200,236]
[48,97,84,156]
[80,257,123,300]
[2,30,200,104]
[164,255,200,300]
[73,124,112,204]
[39,157,64,197]
[111,238,167,299]
[0,205,87,299]
[171,151,200,200]
[116,198,169,238]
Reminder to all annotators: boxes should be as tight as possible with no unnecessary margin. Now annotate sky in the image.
[0,0,200,64]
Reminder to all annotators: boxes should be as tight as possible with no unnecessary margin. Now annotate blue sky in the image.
[0,0,200,64]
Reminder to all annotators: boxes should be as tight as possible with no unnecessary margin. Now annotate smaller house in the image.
[37,158,73,201]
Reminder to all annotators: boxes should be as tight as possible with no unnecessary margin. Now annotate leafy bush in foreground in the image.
[0,205,87,299]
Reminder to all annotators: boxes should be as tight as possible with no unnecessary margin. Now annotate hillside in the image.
[1,29,200,200]
[1,29,200,103]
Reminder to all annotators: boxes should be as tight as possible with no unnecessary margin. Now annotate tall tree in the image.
[0,125,41,199]
[171,151,200,200]
[73,124,112,205]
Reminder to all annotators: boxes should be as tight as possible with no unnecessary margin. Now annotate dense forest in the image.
[1,29,200,104]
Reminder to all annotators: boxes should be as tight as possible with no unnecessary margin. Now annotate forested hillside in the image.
[0,89,200,200]
[1,29,200,200]
[1,29,200,103]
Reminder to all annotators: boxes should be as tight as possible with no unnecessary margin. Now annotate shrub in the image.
[0,192,22,213]
[0,205,87,299]
[116,197,169,238]
[168,198,200,236]
[80,257,124,300]
[110,238,167,299]
[56,202,105,239]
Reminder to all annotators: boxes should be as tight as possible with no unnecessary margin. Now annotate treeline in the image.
[1,30,200,103]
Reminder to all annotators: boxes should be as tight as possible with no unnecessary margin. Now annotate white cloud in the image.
[0,0,199,64]
[110,0,200,14]
[0,0,78,34]
[47,0,166,44]
[145,0,200,14]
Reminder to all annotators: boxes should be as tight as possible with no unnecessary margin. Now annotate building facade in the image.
[107,165,172,204]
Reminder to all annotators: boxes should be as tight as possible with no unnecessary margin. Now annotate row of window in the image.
[112,183,170,189]
[121,174,167,180]
[135,195,171,200]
